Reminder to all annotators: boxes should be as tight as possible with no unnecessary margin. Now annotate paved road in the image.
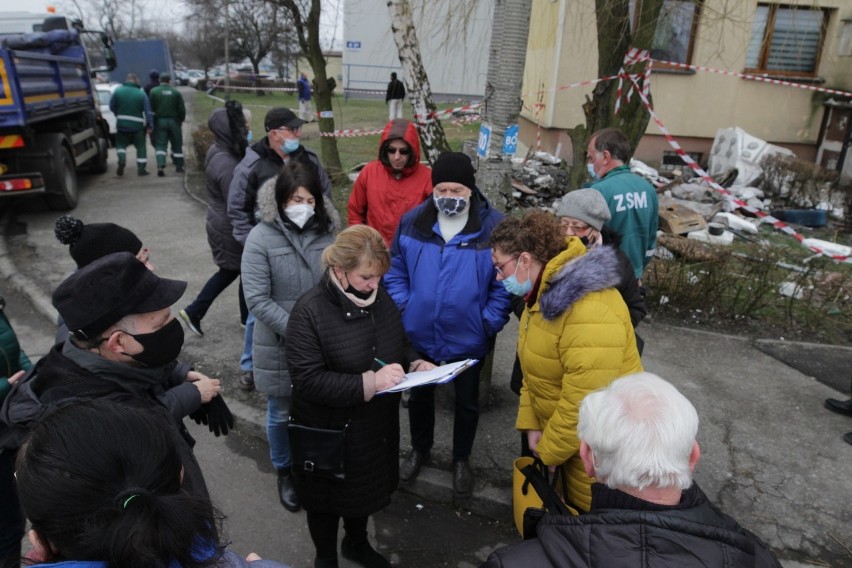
[1,88,851,567]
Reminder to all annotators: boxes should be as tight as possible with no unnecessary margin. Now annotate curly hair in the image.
[489,211,566,264]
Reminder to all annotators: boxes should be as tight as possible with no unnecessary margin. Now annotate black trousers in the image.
[407,360,484,461]
[306,511,368,562]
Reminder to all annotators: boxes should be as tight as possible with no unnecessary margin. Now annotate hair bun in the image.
[115,487,150,510]
[55,215,84,246]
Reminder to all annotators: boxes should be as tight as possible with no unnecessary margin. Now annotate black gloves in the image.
[189,395,234,437]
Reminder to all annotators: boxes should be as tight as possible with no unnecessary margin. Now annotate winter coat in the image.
[241,179,333,397]
[149,83,186,121]
[285,273,418,517]
[384,192,512,362]
[601,226,646,327]
[589,165,659,279]
[205,108,247,271]
[109,82,152,132]
[28,548,292,567]
[0,341,207,498]
[227,138,337,245]
[386,78,405,102]
[516,240,642,512]
[0,300,31,402]
[482,483,782,568]
[346,119,432,245]
[297,76,312,102]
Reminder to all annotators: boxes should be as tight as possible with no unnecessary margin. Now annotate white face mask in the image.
[284,203,315,228]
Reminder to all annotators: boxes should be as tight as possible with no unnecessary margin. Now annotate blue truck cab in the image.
[0,13,115,209]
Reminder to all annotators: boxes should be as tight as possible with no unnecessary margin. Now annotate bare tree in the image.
[182,4,227,73]
[270,0,343,177]
[229,0,287,74]
[386,0,451,165]
[477,0,532,209]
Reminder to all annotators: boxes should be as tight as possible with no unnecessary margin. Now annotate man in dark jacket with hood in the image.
[347,118,431,245]
[0,252,227,567]
[226,107,339,391]
[482,372,781,568]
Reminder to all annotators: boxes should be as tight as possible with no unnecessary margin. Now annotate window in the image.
[630,0,702,66]
[745,4,830,76]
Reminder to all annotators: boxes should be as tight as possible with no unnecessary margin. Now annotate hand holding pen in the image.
[373,357,406,391]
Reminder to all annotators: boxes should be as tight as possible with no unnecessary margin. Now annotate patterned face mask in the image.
[433,195,469,217]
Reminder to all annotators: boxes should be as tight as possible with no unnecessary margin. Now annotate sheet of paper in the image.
[377,359,478,394]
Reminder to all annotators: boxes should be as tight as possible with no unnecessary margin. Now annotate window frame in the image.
[632,0,703,70]
[744,3,831,78]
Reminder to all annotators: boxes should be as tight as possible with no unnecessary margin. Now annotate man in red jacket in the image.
[347,119,432,245]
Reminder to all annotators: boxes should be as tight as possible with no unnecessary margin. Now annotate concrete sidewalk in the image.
[2,89,850,566]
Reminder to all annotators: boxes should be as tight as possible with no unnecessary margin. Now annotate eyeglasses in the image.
[494,256,519,278]
[275,126,301,134]
[559,220,591,233]
[386,146,411,156]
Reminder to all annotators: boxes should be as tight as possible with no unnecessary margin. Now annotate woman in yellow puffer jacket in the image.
[490,211,642,512]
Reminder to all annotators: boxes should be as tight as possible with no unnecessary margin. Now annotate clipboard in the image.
[377,359,479,394]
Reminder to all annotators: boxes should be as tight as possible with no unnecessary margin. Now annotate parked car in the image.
[174,70,190,86]
[95,83,120,145]
[186,69,206,88]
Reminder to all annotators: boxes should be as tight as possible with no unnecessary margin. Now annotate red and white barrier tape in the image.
[319,127,385,138]
[413,102,482,122]
[625,74,850,263]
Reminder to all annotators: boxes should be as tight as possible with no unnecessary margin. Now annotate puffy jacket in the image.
[27,548,292,567]
[241,179,333,397]
[347,119,432,245]
[149,83,186,121]
[109,82,152,132]
[384,193,512,362]
[285,274,419,517]
[482,483,782,568]
[204,108,246,271]
[589,165,659,279]
[227,139,337,245]
[516,240,642,511]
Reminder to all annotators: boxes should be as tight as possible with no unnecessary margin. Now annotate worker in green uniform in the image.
[149,73,187,176]
[109,73,153,177]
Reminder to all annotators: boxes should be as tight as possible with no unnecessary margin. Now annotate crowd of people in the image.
[0,101,789,568]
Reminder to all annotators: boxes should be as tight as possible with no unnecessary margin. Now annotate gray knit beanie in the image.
[556,188,611,230]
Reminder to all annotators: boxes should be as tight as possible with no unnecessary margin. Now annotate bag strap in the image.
[520,458,571,517]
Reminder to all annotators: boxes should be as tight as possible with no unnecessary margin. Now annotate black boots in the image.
[453,459,474,497]
[341,536,391,568]
[399,450,429,482]
[277,468,300,512]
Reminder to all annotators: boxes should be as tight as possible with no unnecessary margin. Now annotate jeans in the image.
[267,396,291,470]
[240,313,255,372]
[306,511,369,562]
[407,360,484,461]
[184,268,246,322]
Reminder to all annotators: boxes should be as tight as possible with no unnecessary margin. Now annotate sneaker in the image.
[238,371,255,391]
[157,169,165,177]
[116,163,125,176]
[179,309,203,337]
[138,170,150,177]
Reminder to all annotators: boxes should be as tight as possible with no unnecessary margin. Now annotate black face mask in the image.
[579,235,591,247]
[345,283,373,300]
[123,317,184,367]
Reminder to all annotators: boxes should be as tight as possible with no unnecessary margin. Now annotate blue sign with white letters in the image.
[346,41,361,49]
[502,124,519,155]
[477,123,491,158]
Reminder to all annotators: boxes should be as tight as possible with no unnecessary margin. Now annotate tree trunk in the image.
[477,0,532,211]
[566,0,665,189]
[387,0,451,165]
[274,0,343,178]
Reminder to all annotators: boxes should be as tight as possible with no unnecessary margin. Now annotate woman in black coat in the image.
[285,225,433,568]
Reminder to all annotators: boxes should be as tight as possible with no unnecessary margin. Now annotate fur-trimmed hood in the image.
[256,176,280,225]
[539,240,623,321]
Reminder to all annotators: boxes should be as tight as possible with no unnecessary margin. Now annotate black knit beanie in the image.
[431,152,476,190]
[54,215,143,269]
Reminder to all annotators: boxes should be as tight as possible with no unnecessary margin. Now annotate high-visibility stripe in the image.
[0,60,14,106]
[117,115,145,123]
[0,135,24,149]
[24,93,60,103]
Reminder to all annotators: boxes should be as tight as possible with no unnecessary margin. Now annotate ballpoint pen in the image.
[374,357,388,367]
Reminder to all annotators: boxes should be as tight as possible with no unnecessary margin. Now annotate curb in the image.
[0,213,513,523]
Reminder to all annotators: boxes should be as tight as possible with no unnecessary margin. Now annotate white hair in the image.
[577,372,698,491]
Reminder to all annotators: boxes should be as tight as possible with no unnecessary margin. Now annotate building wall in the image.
[524,0,852,165]
[342,0,493,98]
[296,53,343,85]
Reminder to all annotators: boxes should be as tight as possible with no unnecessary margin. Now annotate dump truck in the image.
[0,13,115,209]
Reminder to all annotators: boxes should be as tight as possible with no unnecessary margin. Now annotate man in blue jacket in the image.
[385,152,511,498]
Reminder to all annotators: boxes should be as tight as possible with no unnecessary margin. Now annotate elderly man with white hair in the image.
[482,372,782,567]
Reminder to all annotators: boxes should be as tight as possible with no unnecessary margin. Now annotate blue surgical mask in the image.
[501,263,533,296]
[246,130,253,143]
[586,163,598,180]
[433,195,468,217]
[281,138,300,154]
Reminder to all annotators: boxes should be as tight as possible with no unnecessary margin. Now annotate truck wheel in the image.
[89,137,109,174]
[44,146,78,210]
